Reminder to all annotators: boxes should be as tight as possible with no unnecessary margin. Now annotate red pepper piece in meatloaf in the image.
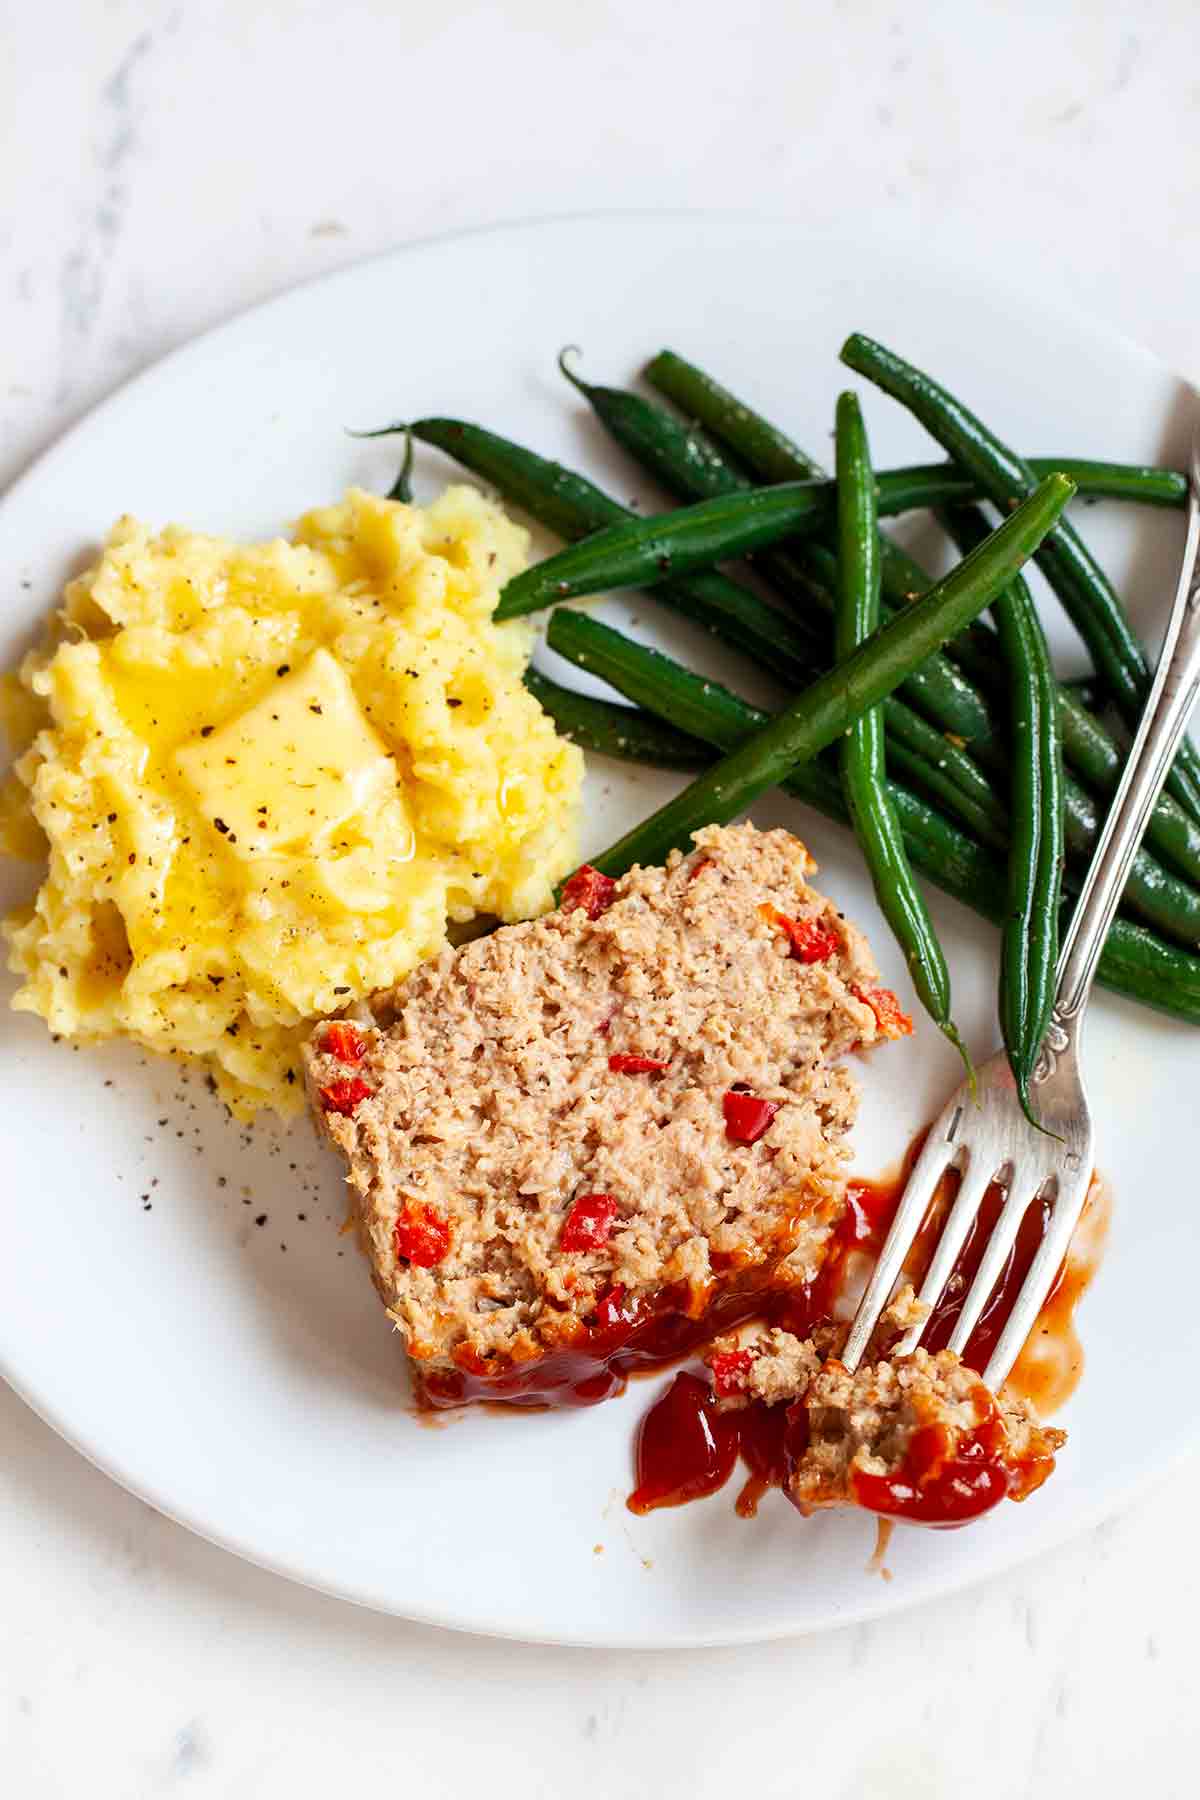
[304,823,908,1407]
[708,1325,1065,1523]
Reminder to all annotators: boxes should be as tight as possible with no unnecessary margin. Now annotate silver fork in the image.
[842,433,1200,1391]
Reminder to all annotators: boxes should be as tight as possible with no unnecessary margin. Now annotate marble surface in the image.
[2,2,1199,1793]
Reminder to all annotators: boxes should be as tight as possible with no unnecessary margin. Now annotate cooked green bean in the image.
[547,609,1200,1024]
[1061,770,1200,948]
[557,371,1005,766]
[496,482,840,619]
[942,505,1063,1126]
[557,353,829,617]
[523,668,708,769]
[835,392,971,1073]
[791,541,1006,771]
[643,351,1187,509]
[839,331,1200,821]
[642,352,1200,886]
[582,477,1074,878]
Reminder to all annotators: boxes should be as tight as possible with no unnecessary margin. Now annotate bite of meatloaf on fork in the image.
[708,1325,1065,1523]
[306,822,911,1407]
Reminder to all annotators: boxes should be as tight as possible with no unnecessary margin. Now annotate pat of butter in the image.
[174,648,398,855]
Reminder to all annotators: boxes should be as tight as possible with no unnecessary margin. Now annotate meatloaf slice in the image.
[305,822,909,1407]
[708,1328,1065,1523]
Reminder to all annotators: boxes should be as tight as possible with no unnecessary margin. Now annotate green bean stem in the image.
[522,669,708,769]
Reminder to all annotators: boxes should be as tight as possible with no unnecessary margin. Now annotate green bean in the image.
[643,351,1187,509]
[790,541,1006,771]
[642,352,1200,886]
[884,739,1009,850]
[522,668,708,769]
[557,352,828,618]
[496,482,839,619]
[942,505,1063,1126]
[1059,691,1200,883]
[880,700,1008,841]
[547,609,1200,1024]
[887,528,1200,889]
[839,331,1200,821]
[1061,771,1200,948]
[835,392,971,1073]
[559,370,1004,766]
[582,477,1075,878]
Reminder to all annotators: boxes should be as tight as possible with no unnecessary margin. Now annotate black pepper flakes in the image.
[200,725,214,738]
[308,704,323,715]
[213,818,229,835]
[276,664,291,677]
[446,697,462,709]
[333,985,350,995]
[128,852,136,865]
[255,1213,267,1227]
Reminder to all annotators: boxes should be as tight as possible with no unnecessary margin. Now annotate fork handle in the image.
[1056,452,1200,1022]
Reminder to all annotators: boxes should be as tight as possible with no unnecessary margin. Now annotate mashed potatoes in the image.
[2,486,583,1116]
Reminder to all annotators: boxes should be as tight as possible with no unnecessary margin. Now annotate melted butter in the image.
[173,649,399,856]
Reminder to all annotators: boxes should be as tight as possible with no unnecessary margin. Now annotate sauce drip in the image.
[419,1268,778,1409]
[627,1373,740,1513]
[628,1151,1109,1521]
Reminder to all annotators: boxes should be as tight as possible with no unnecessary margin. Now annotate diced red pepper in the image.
[709,1348,754,1398]
[322,1021,366,1064]
[394,1201,452,1268]
[687,856,714,883]
[560,864,616,919]
[561,1192,620,1253]
[318,1076,373,1116]
[853,985,914,1039]
[723,1089,780,1144]
[592,1281,638,1333]
[608,1053,670,1075]
[761,904,840,964]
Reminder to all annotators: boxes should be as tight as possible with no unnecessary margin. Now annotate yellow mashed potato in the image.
[2,486,583,1116]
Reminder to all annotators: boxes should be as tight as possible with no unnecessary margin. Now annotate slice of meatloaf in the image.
[707,1328,1065,1523]
[305,822,910,1407]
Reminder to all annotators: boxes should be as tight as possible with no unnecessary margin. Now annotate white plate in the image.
[2,213,1196,1648]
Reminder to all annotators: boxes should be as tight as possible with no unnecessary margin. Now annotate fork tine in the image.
[892,1150,1003,1357]
[946,1175,1048,1358]
[839,1126,959,1373]
[981,1164,1093,1390]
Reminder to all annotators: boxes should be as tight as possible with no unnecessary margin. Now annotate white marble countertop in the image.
[3,3,1199,1794]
